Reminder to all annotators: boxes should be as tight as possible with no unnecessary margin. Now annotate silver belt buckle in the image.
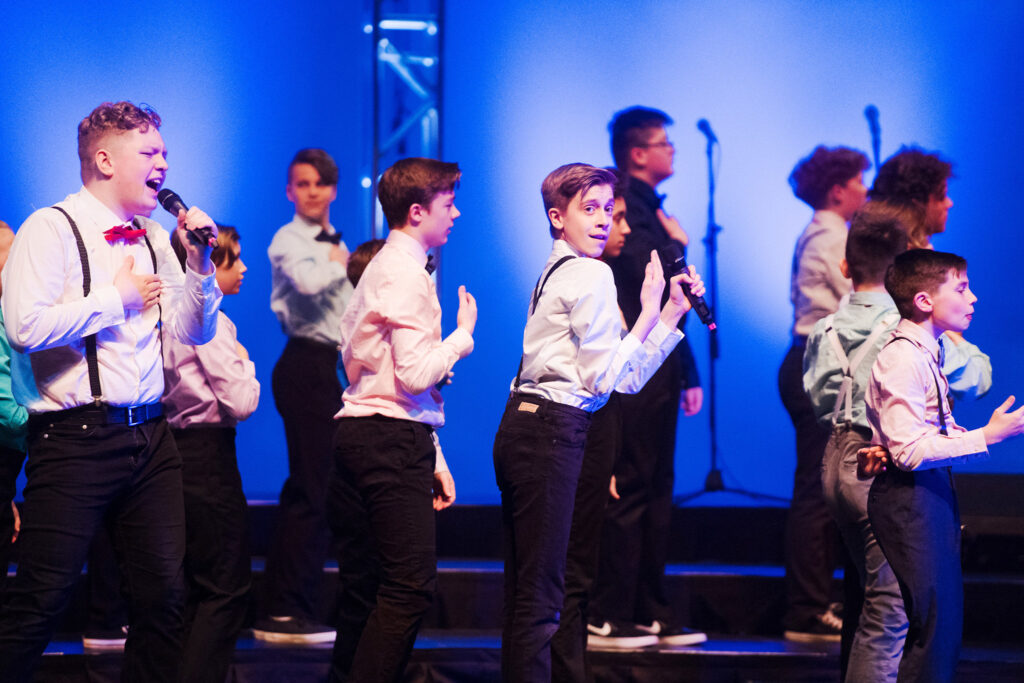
[126,406,145,427]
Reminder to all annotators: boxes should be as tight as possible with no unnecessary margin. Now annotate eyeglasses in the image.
[638,140,675,150]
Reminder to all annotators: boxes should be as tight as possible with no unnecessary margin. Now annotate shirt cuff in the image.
[445,327,474,360]
[649,319,684,348]
[94,285,127,327]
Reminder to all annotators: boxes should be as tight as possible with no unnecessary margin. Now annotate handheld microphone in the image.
[696,118,718,144]
[157,188,219,249]
[658,243,716,330]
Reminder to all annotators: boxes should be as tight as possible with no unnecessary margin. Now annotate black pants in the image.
[777,341,840,629]
[0,445,26,598]
[593,356,680,625]
[552,395,621,683]
[175,426,251,683]
[493,394,591,683]
[266,337,341,620]
[327,415,437,683]
[0,412,185,683]
[869,466,962,683]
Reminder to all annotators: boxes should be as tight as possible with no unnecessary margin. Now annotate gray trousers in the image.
[822,426,907,682]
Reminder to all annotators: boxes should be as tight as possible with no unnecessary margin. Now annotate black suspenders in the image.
[512,255,575,393]
[50,206,160,405]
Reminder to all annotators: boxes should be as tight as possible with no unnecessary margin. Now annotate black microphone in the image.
[157,188,219,249]
[658,243,716,330]
[696,118,718,144]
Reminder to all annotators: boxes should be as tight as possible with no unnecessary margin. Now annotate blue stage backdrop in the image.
[1,1,1022,503]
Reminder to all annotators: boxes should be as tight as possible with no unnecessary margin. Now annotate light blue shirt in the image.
[1,310,30,452]
[804,291,992,430]
[268,214,352,345]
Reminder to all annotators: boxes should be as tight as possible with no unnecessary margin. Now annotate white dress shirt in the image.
[790,209,851,337]
[1,187,221,413]
[338,229,473,428]
[865,319,988,471]
[268,214,352,345]
[514,240,683,412]
[163,311,259,429]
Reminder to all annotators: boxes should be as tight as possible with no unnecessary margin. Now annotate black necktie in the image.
[315,230,341,245]
[425,254,436,274]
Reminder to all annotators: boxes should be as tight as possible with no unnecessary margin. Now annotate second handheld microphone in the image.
[658,242,716,330]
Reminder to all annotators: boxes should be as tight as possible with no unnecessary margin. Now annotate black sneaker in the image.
[783,603,843,643]
[82,625,128,650]
[586,620,660,650]
[636,619,708,646]
[252,616,336,645]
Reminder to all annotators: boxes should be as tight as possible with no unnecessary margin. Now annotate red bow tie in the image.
[104,224,147,244]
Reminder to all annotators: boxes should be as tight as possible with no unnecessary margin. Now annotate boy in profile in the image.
[865,249,1024,682]
[327,158,475,683]
[494,163,703,681]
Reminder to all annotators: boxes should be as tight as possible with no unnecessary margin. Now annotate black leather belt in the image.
[30,402,164,429]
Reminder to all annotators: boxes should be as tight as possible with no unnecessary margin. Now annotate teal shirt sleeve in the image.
[802,318,842,425]
[0,310,29,452]
[940,333,993,401]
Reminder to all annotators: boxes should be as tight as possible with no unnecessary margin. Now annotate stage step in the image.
[34,631,1024,682]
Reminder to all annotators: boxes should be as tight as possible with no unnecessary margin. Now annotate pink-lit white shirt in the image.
[1,187,221,413]
[514,240,683,412]
[337,229,473,428]
[790,209,851,337]
[163,311,259,429]
[865,318,988,471]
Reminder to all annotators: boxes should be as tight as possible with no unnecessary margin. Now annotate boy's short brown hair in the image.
[541,163,618,238]
[845,202,909,285]
[378,158,461,229]
[885,248,967,320]
[78,101,161,179]
[347,238,386,287]
[288,148,339,186]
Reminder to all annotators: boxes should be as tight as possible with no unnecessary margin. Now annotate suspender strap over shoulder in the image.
[49,209,161,406]
[513,255,576,392]
[886,333,949,436]
[824,312,898,425]
[52,206,102,403]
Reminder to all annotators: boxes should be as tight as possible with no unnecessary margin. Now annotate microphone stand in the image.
[676,130,789,505]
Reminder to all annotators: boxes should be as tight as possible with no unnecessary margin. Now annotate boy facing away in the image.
[493,163,703,682]
[326,157,475,683]
[864,249,1024,683]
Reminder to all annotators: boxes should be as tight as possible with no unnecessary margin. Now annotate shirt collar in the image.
[551,238,586,259]
[292,213,336,235]
[79,186,135,232]
[895,318,941,360]
[626,174,663,211]
[848,290,895,308]
[386,229,428,267]
[811,209,848,232]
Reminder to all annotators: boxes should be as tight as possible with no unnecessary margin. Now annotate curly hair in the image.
[869,146,952,207]
[78,101,161,177]
[788,146,870,210]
